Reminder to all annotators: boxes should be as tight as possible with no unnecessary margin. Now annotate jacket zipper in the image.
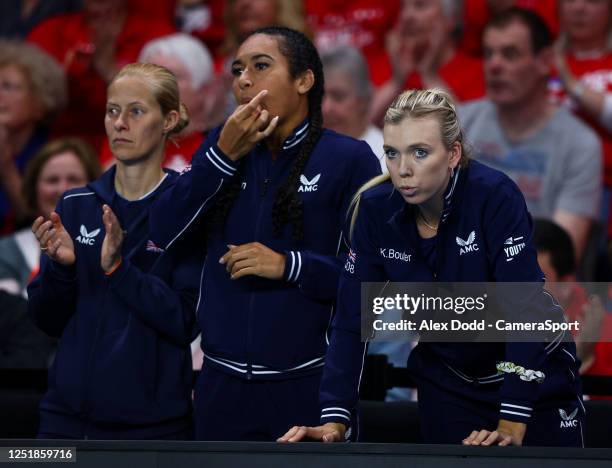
[245,162,272,379]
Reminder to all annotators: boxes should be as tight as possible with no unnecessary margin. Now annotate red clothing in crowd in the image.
[563,285,612,399]
[99,132,206,172]
[460,0,559,57]
[27,11,175,153]
[180,0,225,62]
[128,0,176,20]
[403,52,486,103]
[305,0,401,86]
[550,54,612,188]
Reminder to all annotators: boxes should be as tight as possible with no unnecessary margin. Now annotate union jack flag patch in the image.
[146,240,165,253]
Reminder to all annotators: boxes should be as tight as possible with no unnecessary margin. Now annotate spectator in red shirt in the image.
[304,0,401,87]
[27,0,175,153]
[370,0,485,125]
[460,0,559,57]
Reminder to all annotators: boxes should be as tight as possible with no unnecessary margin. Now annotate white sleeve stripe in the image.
[501,403,532,411]
[294,251,302,282]
[206,151,234,176]
[321,413,351,422]
[287,251,296,281]
[500,410,531,418]
[322,407,351,415]
[63,191,95,200]
[209,146,237,172]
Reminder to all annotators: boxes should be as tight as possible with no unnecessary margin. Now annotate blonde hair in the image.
[0,41,67,125]
[349,88,468,237]
[111,63,190,135]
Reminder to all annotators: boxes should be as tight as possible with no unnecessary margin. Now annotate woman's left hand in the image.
[462,419,526,446]
[101,204,125,273]
[219,242,285,280]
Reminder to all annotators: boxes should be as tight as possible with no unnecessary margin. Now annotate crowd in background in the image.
[0,0,611,389]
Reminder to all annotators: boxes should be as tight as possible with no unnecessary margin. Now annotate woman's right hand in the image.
[32,212,76,266]
[277,422,347,443]
[217,89,279,161]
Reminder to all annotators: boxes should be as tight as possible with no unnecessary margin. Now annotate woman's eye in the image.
[254,62,269,71]
[131,108,144,116]
[414,148,428,159]
[384,149,399,159]
[106,107,119,117]
[231,67,243,76]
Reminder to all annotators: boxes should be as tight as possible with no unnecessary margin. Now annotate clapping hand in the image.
[32,212,76,266]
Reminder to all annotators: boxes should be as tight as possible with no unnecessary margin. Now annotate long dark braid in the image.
[263,27,324,241]
[207,27,324,241]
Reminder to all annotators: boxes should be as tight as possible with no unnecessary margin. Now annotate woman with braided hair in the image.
[149,27,381,440]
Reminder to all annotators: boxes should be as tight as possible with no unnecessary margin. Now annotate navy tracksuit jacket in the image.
[320,160,584,446]
[149,121,381,438]
[28,167,202,439]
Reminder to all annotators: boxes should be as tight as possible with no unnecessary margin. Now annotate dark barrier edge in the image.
[1,440,611,460]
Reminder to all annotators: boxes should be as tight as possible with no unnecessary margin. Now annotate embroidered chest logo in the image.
[76,225,101,246]
[298,174,320,192]
[456,231,479,255]
[503,236,526,262]
[380,248,412,263]
[559,408,579,428]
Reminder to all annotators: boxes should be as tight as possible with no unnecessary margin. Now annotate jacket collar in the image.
[387,163,467,237]
[88,166,177,205]
[254,118,310,156]
[282,118,309,151]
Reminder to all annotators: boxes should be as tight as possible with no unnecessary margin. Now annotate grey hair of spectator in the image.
[138,33,214,90]
[0,41,67,125]
[321,46,373,101]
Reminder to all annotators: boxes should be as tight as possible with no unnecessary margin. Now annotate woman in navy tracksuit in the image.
[280,89,585,447]
[28,63,202,439]
[148,27,381,440]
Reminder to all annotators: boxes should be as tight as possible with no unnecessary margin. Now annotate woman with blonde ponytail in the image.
[281,88,584,447]
[28,63,202,439]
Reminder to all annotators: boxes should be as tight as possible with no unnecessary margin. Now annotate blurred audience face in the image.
[84,0,125,20]
[398,0,450,43]
[0,64,41,131]
[322,70,368,138]
[559,0,610,45]
[231,0,278,40]
[36,151,88,218]
[105,76,168,162]
[483,20,550,109]
[537,251,560,282]
[143,52,219,134]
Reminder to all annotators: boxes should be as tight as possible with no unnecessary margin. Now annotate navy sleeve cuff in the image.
[320,406,351,426]
[499,402,533,423]
[283,250,304,283]
[201,144,238,177]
